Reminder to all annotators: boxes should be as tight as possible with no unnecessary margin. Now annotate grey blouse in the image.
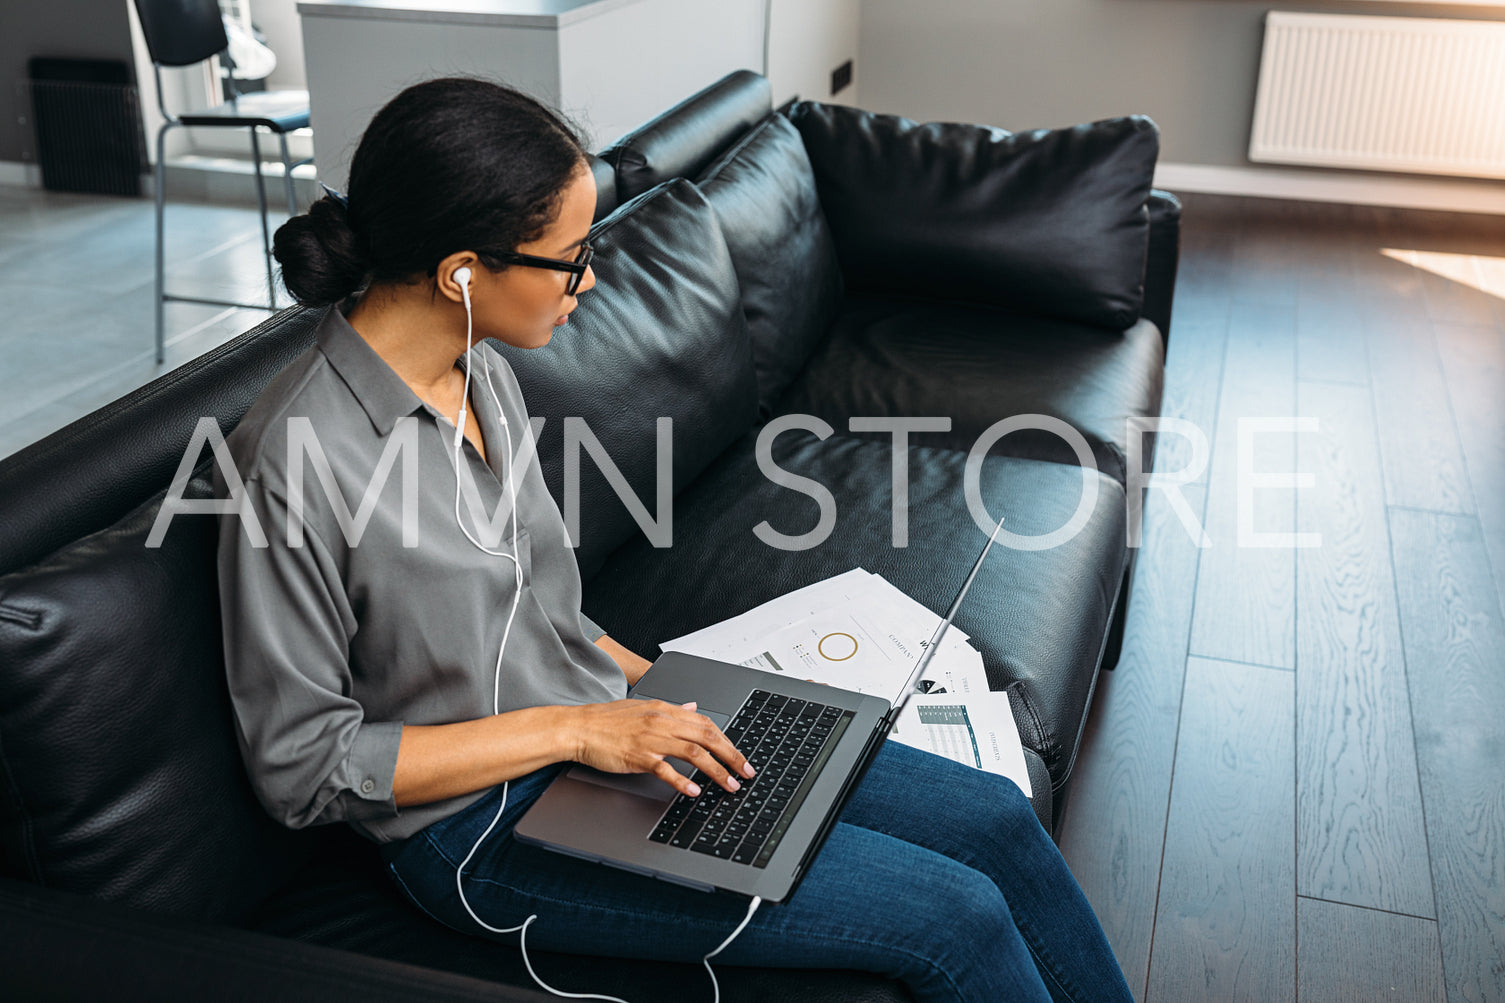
[215,305,627,844]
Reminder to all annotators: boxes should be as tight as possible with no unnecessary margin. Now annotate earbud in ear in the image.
[454,266,472,292]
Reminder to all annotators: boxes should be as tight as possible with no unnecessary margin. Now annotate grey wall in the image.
[859,1,1505,168]
[0,0,138,164]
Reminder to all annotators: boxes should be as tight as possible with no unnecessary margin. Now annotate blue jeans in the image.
[381,739,1132,1003]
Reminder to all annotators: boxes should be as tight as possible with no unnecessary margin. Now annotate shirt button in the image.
[360,779,375,795]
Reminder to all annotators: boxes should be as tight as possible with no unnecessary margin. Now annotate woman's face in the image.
[475,163,598,350]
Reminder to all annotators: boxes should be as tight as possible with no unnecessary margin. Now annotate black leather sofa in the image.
[0,71,1178,1002]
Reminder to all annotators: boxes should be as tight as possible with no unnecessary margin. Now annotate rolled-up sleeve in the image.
[578,612,608,644]
[217,478,402,829]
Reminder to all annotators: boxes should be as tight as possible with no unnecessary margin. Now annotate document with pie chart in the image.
[658,568,1032,789]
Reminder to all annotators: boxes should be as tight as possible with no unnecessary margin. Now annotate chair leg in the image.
[154,121,171,364]
[276,131,298,218]
[249,127,275,310]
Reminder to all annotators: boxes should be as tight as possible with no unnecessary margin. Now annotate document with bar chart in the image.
[891,691,1032,795]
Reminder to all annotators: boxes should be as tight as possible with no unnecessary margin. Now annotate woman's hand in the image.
[569,699,756,798]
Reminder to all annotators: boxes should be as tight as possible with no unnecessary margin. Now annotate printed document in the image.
[891,691,1032,795]
[660,569,1031,794]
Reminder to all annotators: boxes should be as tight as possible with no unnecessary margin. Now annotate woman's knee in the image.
[899,867,1044,1001]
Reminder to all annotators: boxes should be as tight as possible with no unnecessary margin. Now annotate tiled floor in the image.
[0,185,287,460]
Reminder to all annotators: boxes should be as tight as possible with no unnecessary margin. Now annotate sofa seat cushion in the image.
[242,826,910,1002]
[0,474,313,920]
[773,294,1165,486]
[582,430,1127,790]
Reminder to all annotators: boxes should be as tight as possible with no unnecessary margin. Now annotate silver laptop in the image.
[514,521,1004,904]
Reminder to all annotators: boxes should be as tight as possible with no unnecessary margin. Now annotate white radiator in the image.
[1250,12,1505,180]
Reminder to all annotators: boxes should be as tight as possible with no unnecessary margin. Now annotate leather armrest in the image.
[0,877,548,1002]
[1143,189,1182,345]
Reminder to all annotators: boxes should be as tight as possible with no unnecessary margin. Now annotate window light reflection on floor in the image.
[1381,247,1505,301]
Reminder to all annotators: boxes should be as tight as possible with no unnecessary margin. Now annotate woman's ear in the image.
[436,251,482,303]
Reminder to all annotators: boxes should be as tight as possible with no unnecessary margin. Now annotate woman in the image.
[217,76,1133,1003]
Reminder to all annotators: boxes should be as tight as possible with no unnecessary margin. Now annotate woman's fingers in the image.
[665,739,738,793]
[698,719,756,781]
[651,758,700,797]
[668,713,754,791]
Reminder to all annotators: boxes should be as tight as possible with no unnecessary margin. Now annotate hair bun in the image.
[272,195,369,306]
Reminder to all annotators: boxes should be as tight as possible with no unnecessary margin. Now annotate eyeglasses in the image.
[479,241,594,296]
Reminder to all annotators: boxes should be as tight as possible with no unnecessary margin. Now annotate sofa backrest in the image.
[585,152,619,222]
[0,473,314,921]
[599,70,772,203]
[494,178,758,581]
[0,314,331,914]
[786,101,1160,332]
[696,113,844,418]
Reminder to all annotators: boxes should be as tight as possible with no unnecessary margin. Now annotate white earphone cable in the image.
[446,269,758,1003]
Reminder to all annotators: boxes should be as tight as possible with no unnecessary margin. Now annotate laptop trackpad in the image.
[566,764,679,802]
[566,701,732,801]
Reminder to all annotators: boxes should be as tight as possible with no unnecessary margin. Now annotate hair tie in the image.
[319,181,350,209]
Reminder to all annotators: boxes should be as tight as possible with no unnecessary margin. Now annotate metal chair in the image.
[132,0,311,362]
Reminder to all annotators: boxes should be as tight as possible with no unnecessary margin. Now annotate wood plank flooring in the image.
[1297,896,1445,1002]
[1390,510,1505,1003]
[1295,381,1431,917]
[1062,194,1505,1002]
[1188,300,1298,669]
[1145,656,1295,1003]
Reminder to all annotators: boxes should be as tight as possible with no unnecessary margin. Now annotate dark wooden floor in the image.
[1059,195,1505,1003]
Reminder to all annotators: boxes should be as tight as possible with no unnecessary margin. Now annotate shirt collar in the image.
[315,304,433,436]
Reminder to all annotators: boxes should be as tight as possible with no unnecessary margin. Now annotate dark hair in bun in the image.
[273,193,368,306]
[273,77,588,306]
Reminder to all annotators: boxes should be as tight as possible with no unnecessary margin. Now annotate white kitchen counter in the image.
[295,0,646,30]
[297,0,766,187]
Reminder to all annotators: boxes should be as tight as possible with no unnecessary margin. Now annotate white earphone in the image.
[445,263,759,1003]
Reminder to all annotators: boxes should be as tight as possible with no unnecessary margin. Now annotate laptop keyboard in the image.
[648,689,854,868]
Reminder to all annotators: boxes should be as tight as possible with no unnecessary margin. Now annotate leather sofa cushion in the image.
[0,475,312,920]
[601,70,773,202]
[774,294,1166,486]
[1145,190,1182,344]
[697,113,844,417]
[582,430,1127,790]
[787,102,1159,330]
[244,826,911,1002]
[585,152,618,222]
[493,179,759,581]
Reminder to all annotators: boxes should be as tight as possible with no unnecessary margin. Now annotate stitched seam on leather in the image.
[696,113,775,184]
[0,605,40,629]
[1102,439,1128,481]
[0,717,44,885]
[1007,681,1053,774]
[585,180,700,248]
[0,310,320,571]
[0,457,217,586]
[0,453,222,885]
